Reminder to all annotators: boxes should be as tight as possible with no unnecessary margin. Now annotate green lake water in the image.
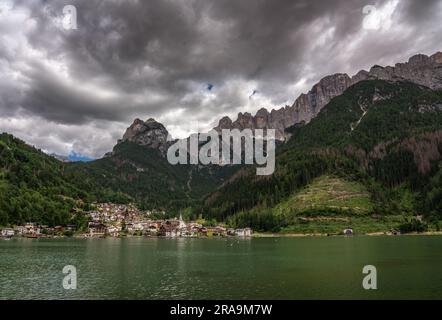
[0,236,441,299]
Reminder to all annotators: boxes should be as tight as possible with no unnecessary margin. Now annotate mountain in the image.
[215,52,442,140]
[116,118,172,156]
[204,80,442,232]
[67,118,238,211]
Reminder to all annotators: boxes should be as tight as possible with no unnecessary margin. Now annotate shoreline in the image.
[253,231,442,238]
[3,231,442,240]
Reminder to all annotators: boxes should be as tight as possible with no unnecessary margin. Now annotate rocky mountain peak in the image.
[431,52,442,64]
[256,107,269,117]
[409,54,431,65]
[119,118,170,155]
[216,116,233,130]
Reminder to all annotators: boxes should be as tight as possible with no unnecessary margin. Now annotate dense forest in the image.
[0,133,88,226]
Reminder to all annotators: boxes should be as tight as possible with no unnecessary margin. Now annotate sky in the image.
[0,0,442,159]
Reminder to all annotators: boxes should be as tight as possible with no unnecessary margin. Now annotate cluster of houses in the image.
[87,203,158,224]
[87,213,252,238]
[0,222,77,238]
[1,203,252,239]
[85,203,252,238]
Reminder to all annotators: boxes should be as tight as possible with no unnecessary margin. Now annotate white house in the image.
[133,222,145,232]
[1,228,15,237]
[235,228,252,237]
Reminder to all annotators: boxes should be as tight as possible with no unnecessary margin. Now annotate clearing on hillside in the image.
[276,175,374,215]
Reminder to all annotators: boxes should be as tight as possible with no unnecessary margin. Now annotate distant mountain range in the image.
[1,52,442,233]
[50,152,94,163]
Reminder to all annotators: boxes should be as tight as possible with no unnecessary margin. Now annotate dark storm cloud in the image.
[400,0,442,22]
[1,0,442,157]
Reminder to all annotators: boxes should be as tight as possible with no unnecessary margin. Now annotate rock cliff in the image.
[215,52,442,140]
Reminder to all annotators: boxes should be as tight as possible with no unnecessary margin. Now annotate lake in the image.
[0,236,441,299]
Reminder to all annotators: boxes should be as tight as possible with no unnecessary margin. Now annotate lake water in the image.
[1,236,441,299]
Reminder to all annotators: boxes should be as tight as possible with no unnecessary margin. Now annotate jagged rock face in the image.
[214,52,442,140]
[365,52,442,90]
[120,118,170,155]
[292,73,353,123]
[215,108,286,140]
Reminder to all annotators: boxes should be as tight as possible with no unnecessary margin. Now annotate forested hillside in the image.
[0,133,89,226]
[65,140,237,211]
[0,133,236,226]
[203,80,442,232]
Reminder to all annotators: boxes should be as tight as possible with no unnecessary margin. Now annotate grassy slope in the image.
[275,175,373,215]
[274,175,402,234]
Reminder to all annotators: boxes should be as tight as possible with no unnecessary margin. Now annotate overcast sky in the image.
[0,0,441,158]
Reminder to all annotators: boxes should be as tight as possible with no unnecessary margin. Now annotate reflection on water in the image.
[0,236,441,299]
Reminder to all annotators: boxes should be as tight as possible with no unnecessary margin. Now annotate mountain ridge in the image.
[102,52,442,158]
[214,51,442,140]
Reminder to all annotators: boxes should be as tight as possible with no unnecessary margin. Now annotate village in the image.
[0,203,253,239]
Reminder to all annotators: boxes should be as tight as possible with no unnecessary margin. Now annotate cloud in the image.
[0,0,441,158]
